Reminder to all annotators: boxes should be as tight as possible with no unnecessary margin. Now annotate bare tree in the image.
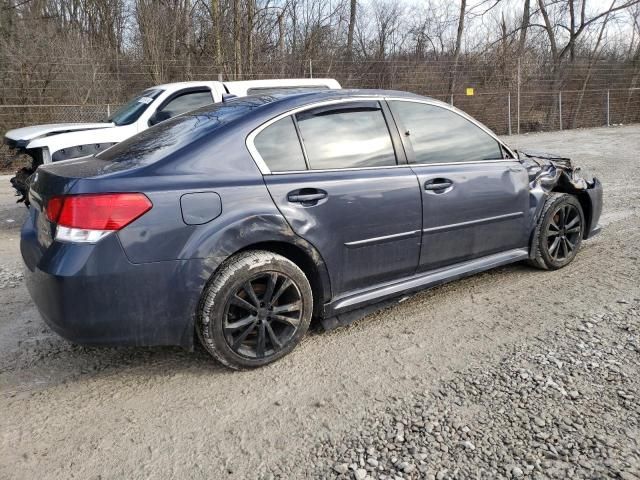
[449,0,466,96]
[517,0,531,57]
[347,0,356,60]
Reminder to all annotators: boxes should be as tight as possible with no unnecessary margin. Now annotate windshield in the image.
[97,95,276,167]
[106,89,163,126]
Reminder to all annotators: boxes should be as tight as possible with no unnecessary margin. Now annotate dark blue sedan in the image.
[20,90,603,369]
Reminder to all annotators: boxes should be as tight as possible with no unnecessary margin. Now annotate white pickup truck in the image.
[4,78,340,202]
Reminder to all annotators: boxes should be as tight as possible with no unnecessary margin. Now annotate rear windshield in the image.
[97,96,274,167]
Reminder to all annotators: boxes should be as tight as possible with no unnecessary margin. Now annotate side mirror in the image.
[149,110,172,126]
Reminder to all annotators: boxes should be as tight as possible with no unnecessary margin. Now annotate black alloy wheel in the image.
[197,250,313,369]
[529,192,585,270]
[546,203,582,262]
[223,272,303,359]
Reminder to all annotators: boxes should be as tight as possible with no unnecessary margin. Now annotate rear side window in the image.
[389,101,503,164]
[254,117,307,172]
[296,102,396,170]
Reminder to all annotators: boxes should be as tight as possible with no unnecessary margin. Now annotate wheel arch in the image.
[550,186,593,239]
[234,240,331,319]
[185,212,333,348]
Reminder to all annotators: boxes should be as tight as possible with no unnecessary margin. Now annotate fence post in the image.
[450,94,454,106]
[606,89,610,126]
[507,91,512,135]
[516,58,521,135]
[107,104,110,117]
[309,59,313,78]
[558,91,563,130]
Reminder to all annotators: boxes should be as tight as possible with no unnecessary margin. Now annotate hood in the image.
[5,122,115,146]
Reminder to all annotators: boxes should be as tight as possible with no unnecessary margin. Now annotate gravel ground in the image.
[0,125,639,479]
[308,301,640,480]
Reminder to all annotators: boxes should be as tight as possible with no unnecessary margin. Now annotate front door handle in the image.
[424,179,453,191]
[287,189,328,205]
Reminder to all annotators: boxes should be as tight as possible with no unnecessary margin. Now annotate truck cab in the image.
[4,78,340,203]
[5,78,341,165]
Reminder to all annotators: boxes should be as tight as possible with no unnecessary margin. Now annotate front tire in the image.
[529,193,585,270]
[197,250,313,369]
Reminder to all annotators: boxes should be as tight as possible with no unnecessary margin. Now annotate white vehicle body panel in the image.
[5,122,113,143]
[26,124,137,150]
[223,78,341,96]
[5,78,340,164]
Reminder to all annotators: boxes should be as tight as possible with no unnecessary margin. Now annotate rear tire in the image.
[197,250,313,369]
[529,193,585,270]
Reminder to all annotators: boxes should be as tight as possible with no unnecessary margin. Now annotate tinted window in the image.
[389,101,503,164]
[296,103,396,169]
[159,91,214,117]
[254,116,307,171]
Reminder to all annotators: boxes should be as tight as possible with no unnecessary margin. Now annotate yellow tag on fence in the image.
[466,88,474,96]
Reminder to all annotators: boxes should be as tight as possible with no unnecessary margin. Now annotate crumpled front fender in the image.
[519,150,603,258]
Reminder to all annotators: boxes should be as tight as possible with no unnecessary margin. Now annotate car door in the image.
[250,100,423,296]
[387,99,530,273]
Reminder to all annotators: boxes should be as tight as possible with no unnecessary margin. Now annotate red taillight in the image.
[46,193,152,231]
[46,196,65,223]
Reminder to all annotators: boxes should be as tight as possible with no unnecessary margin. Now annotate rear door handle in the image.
[424,179,453,191]
[287,189,328,204]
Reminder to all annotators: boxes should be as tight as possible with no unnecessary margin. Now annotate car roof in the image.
[265,88,435,104]
[212,88,443,118]
[152,81,220,92]
[176,89,447,134]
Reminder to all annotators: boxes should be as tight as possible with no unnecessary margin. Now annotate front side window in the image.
[254,116,307,172]
[295,102,396,170]
[389,101,503,164]
[158,90,214,118]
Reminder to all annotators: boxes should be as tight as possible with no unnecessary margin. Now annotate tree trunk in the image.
[448,0,466,96]
[517,0,530,57]
[569,0,576,61]
[347,0,356,61]
[211,0,222,67]
[278,10,286,76]
[246,0,254,76]
[233,0,242,79]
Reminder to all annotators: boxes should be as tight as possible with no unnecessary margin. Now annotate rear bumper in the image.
[21,213,208,348]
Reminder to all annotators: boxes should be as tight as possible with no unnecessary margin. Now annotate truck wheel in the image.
[197,250,313,369]
[529,193,585,270]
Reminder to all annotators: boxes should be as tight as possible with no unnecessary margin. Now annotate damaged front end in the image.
[3,139,45,207]
[519,150,603,254]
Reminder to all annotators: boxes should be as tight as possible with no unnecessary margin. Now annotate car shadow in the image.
[2,261,540,396]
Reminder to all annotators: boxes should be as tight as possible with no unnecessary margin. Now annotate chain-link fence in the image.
[1,58,639,167]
